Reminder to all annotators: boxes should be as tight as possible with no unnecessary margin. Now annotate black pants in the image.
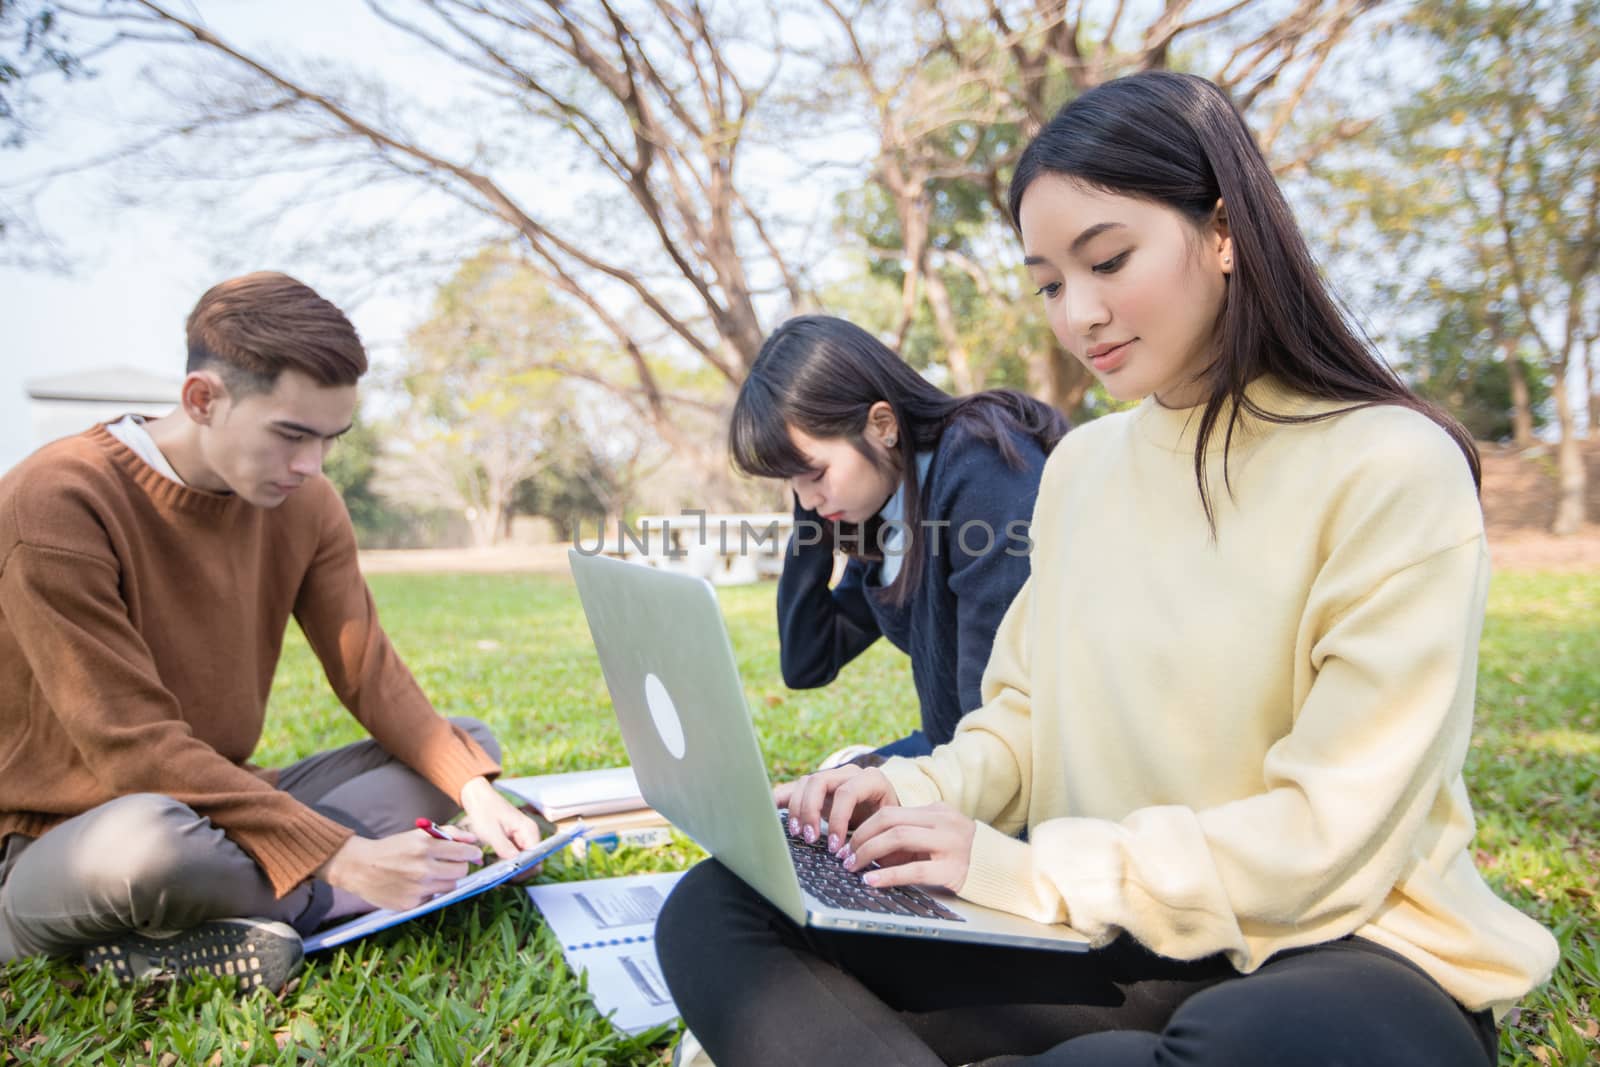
[655,860,1498,1067]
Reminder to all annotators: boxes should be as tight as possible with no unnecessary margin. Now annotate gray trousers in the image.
[0,717,500,962]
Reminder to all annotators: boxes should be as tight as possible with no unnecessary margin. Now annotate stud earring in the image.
[886,436,897,447]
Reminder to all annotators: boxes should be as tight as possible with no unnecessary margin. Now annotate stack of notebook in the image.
[497,766,671,839]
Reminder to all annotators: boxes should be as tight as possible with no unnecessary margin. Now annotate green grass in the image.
[2,571,1596,1065]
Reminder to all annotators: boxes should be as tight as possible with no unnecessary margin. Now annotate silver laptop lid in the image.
[567,550,807,924]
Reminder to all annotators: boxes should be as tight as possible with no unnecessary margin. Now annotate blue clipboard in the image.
[303,825,586,953]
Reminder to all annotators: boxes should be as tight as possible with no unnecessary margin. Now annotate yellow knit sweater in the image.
[880,380,1558,1017]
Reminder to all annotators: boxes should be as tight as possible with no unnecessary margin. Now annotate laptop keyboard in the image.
[782,816,965,923]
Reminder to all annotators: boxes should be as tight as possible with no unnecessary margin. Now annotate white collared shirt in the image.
[106,415,187,486]
[878,451,933,586]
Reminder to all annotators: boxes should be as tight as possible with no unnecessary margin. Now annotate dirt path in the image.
[359,543,574,574]
[1480,439,1600,572]
[358,442,1600,576]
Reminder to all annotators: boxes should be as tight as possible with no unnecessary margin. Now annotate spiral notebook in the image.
[525,870,687,1033]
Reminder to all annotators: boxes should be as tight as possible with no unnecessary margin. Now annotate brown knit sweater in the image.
[0,425,500,897]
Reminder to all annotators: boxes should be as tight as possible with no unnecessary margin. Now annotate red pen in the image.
[415,817,457,841]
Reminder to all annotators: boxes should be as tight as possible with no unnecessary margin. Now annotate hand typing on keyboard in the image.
[779,814,965,923]
[837,802,977,894]
[774,765,978,896]
[774,764,899,852]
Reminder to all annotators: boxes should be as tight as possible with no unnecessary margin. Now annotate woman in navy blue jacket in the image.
[729,315,1067,761]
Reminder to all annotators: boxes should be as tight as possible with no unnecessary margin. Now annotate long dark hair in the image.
[1009,72,1480,529]
[730,314,1067,604]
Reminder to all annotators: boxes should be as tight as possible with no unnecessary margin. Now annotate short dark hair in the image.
[185,271,367,395]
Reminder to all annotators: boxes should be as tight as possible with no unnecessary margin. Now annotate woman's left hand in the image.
[839,803,976,893]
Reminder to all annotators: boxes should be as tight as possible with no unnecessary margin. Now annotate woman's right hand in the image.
[774,765,901,855]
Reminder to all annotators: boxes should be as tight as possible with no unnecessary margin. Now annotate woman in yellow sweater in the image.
[655,71,1557,1066]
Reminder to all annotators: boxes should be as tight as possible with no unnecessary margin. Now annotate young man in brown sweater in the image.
[0,272,543,991]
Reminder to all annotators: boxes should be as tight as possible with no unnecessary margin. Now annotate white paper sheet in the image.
[525,870,687,1033]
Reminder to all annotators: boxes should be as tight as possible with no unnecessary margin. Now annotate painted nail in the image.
[788,817,799,836]
[841,848,855,868]
[802,824,816,844]
[828,834,840,853]
[863,871,878,886]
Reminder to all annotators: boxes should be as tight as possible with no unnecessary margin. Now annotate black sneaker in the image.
[81,917,303,992]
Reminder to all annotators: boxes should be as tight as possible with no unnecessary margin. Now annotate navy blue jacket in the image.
[776,420,1050,749]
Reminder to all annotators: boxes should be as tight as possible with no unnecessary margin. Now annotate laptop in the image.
[568,550,1089,952]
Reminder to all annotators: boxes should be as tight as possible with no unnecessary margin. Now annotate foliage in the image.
[1408,0,1600,526]
[2,572,1595,1064]
[9,1,1386,436]
[1403,284,1552,443]
[0,0,89,259]
[510,458,609,543]
[826,180,1071,409]
[6,0,788,432]
[378,250,598,548]
[507,375,675,534]
[321,412,455,550]
[509,420,632,539]
[1316,0,1599,521]
[810,3,1389,418]
[0,1,85,150]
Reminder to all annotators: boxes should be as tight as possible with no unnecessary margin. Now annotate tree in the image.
[511,403,667,536]
[18,1,1388,428]
[1,2,79,144]
[1330,0,1599,532]
[322,410,456,548]
[1400,284,1550,443]
[797,0,1388,417]
[16,0,802,445]
[322,410,392,541]
[1,0,93,261]
[375,248,598,547]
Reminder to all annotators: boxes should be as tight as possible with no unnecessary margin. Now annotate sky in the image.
[9,3,1579,474]
[0,3,494,471]
[0,1,852,472]
[1,190,216,470]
